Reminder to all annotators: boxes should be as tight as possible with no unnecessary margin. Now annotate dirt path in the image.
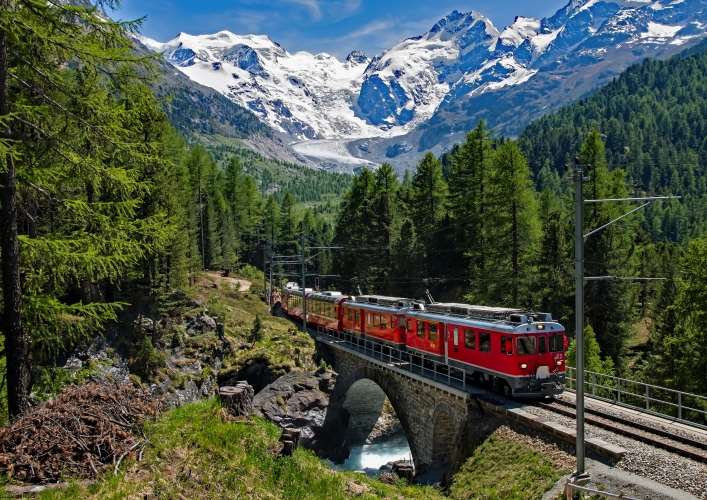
[203,271,251,291]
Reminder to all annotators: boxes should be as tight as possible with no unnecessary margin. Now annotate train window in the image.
[406,319,412,332]
[392,316,397,328]
[417,321,425,338]
[373,314,379,327]
[549,334,564,352]
[464,329,475,350]
[429,323,438,340]
[348,308,352,321]
[381,315,387,329]
[538,336,546,354]
[501,336,513,355]
[479,333,491,353]
[516,336,536,356]
[453,328,459,346]
[367,312,371,326]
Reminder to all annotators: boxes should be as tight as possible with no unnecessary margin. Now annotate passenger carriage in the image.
[305,291,347,332]
[341,296,412,350]
[281,284,312,322]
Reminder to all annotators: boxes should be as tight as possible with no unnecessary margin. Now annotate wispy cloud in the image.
[320,17,436,58]
[284,0,322,20]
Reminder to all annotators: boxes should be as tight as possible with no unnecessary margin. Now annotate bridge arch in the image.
[322,343,471,469]
[330,364,421,467]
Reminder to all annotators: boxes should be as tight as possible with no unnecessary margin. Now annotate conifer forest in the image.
[1,0,707,427]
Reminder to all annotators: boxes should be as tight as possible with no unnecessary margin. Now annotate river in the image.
[330,432,413,476]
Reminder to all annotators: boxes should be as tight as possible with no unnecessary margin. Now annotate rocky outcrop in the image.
[252,370,347,458]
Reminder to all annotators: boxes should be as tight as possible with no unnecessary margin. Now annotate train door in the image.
[443,322,448,365]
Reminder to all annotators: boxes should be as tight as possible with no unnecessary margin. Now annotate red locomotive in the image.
[280,284,566,398]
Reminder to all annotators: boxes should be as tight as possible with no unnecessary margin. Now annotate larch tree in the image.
[448,121,493,284]
[580,130,641,364]
[480,141,540,308]
[410,152,448,278]
[0,0,171,416]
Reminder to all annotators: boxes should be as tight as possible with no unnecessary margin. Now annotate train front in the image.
[507,313,566,398]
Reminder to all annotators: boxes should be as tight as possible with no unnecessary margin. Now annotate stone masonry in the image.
[323,342,472,468]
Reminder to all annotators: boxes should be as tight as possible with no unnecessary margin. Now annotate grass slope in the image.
[450,427,571,500]
[33,399,443,500]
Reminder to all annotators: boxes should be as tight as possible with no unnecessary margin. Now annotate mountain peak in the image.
[346,50,369,64]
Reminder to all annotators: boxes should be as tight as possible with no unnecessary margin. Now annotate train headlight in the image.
[520,363,528,369]
[556,360,563,366]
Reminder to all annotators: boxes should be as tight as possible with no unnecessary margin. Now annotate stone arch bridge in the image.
[317,336,474,469]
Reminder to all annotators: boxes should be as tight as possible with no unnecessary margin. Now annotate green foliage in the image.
[566,325,615,376]
[581,131,641,363]
[130,336,167,379]
[518,47,707,244]
[32,364,99,402]
[475,141,540,307]
[645,238,707,395]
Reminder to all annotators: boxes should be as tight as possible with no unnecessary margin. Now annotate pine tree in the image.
[368,164,400,292]
[279,191,297,250]
[410,152,448,278]
[448,121,494,299]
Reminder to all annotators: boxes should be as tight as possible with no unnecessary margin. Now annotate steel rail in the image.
[534,399,707,464]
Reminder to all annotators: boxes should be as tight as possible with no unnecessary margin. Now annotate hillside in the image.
[518,37,707,243]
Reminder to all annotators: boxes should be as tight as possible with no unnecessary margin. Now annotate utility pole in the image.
[570,155,680,483]
[301,233,307,333]
[198,160,205,271]
[269,240,274,314]
[572,158,589,482]
[263,243,267,305]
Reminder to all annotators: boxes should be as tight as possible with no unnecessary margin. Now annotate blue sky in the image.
[116,0,569,60]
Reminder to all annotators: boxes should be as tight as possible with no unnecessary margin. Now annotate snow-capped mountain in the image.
[140,0,707,168]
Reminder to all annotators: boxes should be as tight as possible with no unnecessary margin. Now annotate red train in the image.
[281,284,566,398]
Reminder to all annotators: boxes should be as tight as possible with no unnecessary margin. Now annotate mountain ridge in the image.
[140,0,707,171]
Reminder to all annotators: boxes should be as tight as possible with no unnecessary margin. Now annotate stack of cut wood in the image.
[0,382,159,483]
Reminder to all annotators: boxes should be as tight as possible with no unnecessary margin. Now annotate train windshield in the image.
[549,334,565,352]
[516,336,536,355]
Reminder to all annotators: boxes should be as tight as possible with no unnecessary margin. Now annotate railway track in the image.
[532,397,707,464]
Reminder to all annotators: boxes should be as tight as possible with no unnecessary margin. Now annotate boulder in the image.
[199,314,217,332]
[252,370,345,456]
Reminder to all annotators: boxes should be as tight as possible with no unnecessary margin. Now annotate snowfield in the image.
[140,0,707,158]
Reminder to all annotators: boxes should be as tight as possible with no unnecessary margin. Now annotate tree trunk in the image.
[0,14,30,417]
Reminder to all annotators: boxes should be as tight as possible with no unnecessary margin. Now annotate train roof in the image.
[351,295,423,309]
[411,302,562,332]
[426,303,525,318]
[308,291,348,303]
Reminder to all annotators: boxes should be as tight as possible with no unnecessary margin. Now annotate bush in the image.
[130,336,167,379]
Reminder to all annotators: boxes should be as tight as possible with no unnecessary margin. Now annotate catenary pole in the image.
[574,161,588,480]
[301,233,307,333]
[263,243,267,307]
[269,240,274,314]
